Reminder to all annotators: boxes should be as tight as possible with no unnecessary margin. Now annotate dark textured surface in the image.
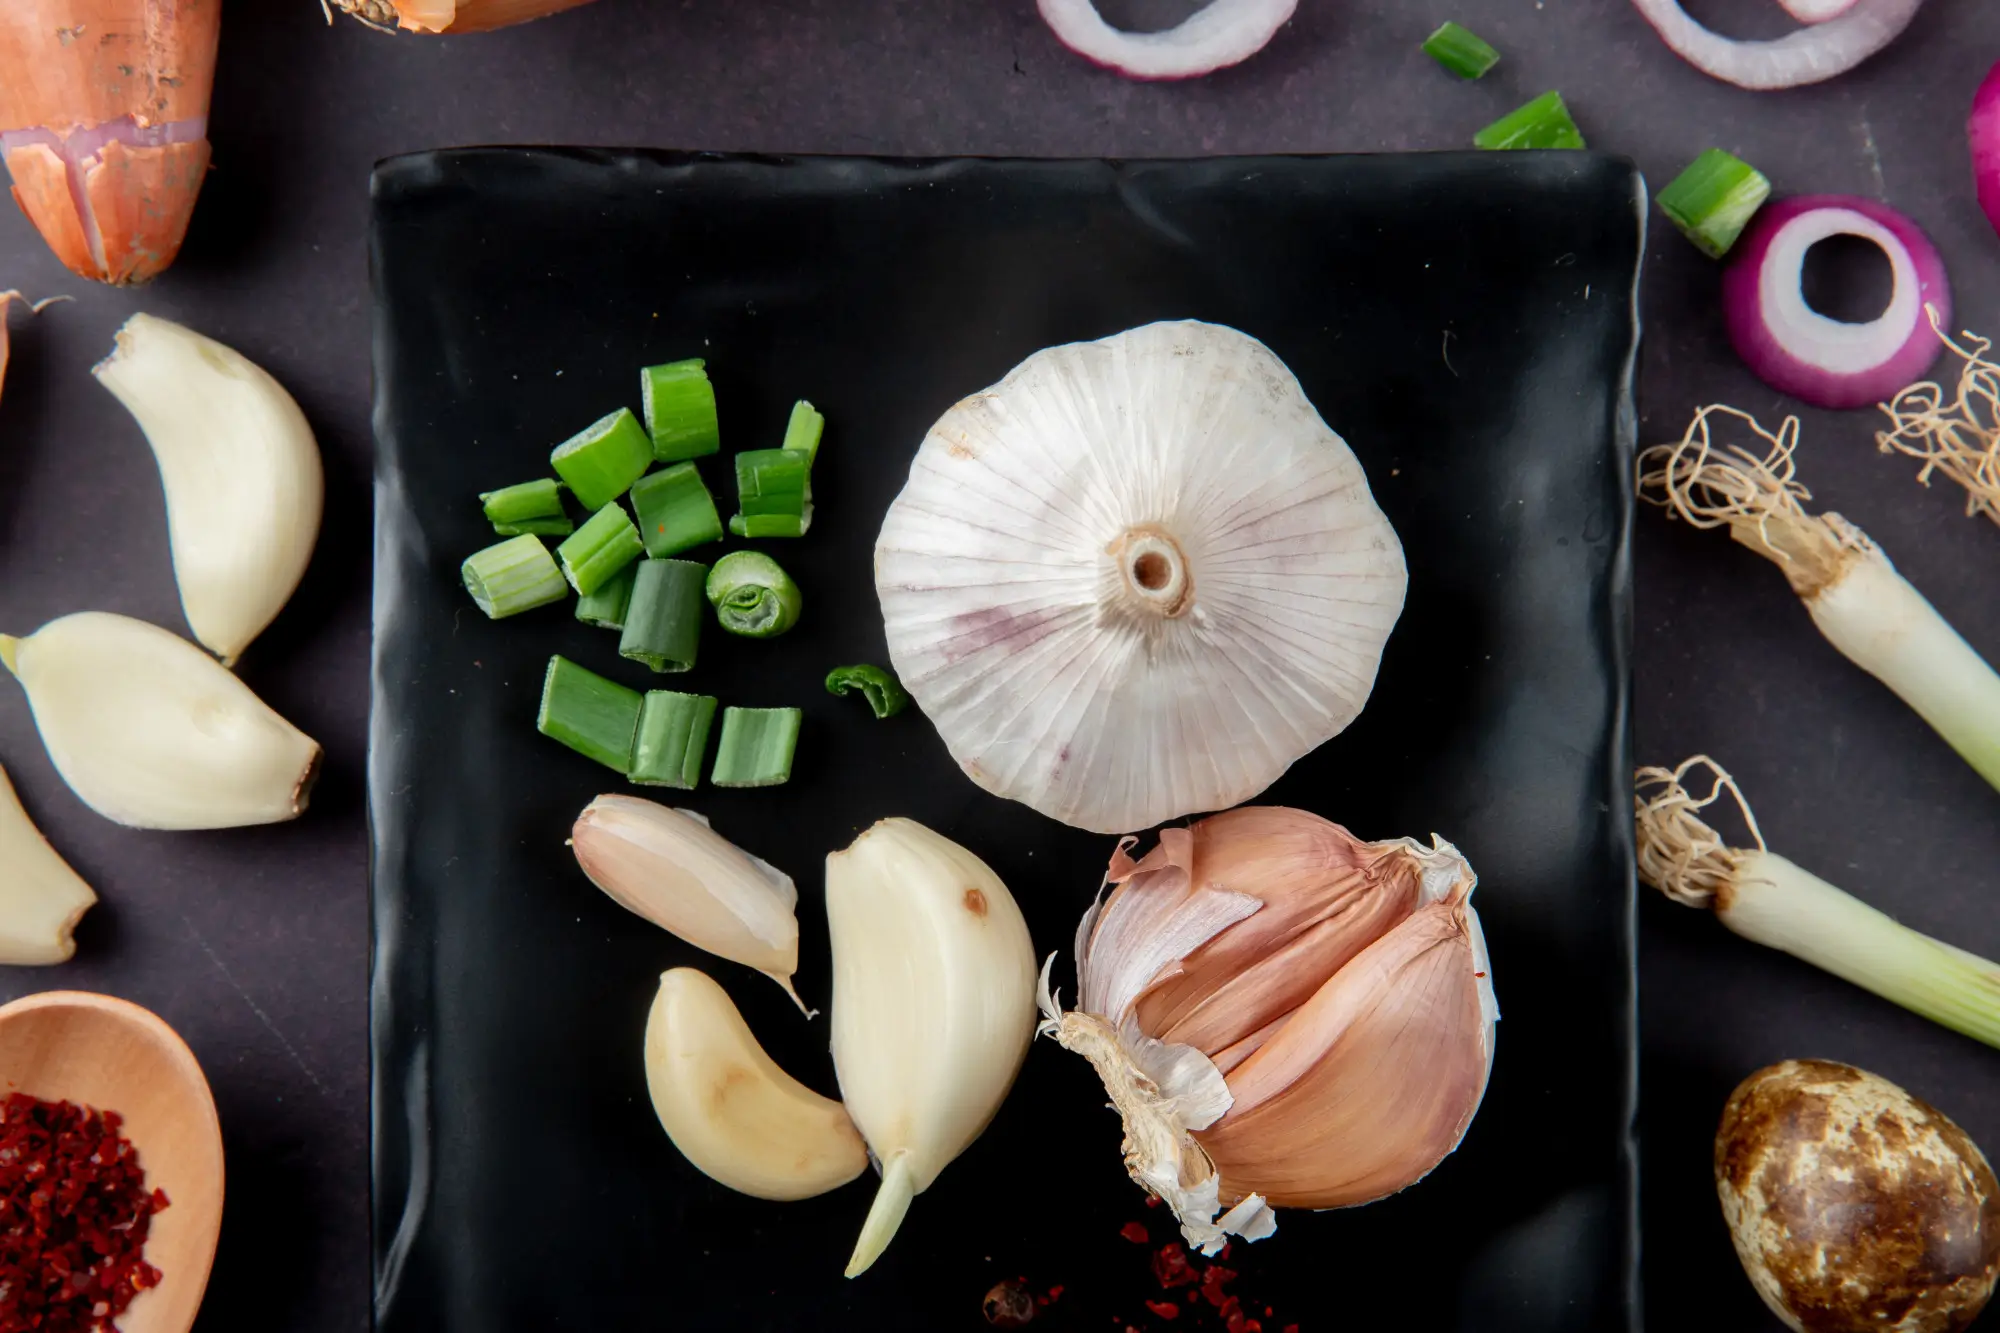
[0,3,1994,1331]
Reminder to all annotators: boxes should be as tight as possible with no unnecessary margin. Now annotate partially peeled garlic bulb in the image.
[1040,807,1497,1254]
[94,314,324,666]
[0,612,321,830]
[0,762,96,964]
[876,320,1407,834]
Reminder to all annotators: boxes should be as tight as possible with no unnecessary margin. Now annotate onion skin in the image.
[1972,61,2000,242]
[1716,1060,2000,1333]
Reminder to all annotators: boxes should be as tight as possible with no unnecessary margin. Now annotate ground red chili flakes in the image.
[1119,1222,1150,1245]
[1145,1299,1181,1320]
[0,1094,168,1333]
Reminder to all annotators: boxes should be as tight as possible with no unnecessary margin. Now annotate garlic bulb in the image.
[643,968,868,1202]
[0,761,96,964]
[94,314,324,666]
[571,796,809,1012]
[826,818,1037,1277]
[875,321,1407,834]
[0,612,320,830]
[1039,807,1497,1254]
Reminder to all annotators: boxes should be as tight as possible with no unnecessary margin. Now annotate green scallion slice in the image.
[641,359,721,462]
[781,399,824,466]
[1658,148,1773,259]
[726,514,808,539]
[537,655,642,771]
[1474,91,1585,151]
[1423,22,1500,80]
[732,448,812,538]
[479,478,573,537]
[575,561,639,630]
[705,551,801,639]
[461,534,569,619]
[629,690,718,789]
[629,463,724,558]
[619,559,708,673]
[556,502,645,596]
[711,707,801,788]
[550,407,655,511]
[825,664,909,719]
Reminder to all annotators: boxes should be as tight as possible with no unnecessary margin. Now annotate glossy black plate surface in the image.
[369,149,1642,1332]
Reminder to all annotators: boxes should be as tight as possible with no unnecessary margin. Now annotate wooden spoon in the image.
[0,991,224,1333]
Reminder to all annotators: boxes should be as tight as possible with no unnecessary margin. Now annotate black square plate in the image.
[369,149,1643,1333]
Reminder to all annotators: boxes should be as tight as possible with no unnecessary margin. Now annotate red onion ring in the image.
[1036,0,1297,80]
[1778,0,1861,21]
[1722,196,1950,411]
[1628,0,1926,89]
[1972,60,2000,240]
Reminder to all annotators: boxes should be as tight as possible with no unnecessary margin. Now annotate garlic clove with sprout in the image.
[826,818,1038,1277]
[876,320,1407,834]
[0,761,96,964]
[0,612,320,831]
[643,968,868,1202]
[93,314,324,666]
[1040,807,1496,1254]
[571,796,809,1013]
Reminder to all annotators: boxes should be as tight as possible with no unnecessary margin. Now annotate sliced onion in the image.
[1036,0,1297,80]
[1628,0,1926,90]
[1722,196,1950,411]
[1972,60,2000,240]
[1778,0,1861,21]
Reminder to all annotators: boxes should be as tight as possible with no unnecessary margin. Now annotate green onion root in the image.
[1876,312,2000,528]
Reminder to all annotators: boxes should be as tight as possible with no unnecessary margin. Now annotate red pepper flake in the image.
[1199,1264,1238,1308]
[1144,1299,1181,1320]
[1143,1193,1163,1207]
[1151,1241,1198,1289]
[1119,1221,1151,1245]
[1283,1326,1299,1333]
[1046,1286,1064,1303]
[0,1093,169,1333]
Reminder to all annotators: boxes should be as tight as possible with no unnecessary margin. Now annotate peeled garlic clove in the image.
[827,818,1038,1277]
[571,795,808,1012]
[0,761,96,964]
[644,968,868,1202]
[94,314,324,666]
[0,612,320,830]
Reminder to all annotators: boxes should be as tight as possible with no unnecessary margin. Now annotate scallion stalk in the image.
[726,514,808,539]
[630,690,718,789]
[556,502,645,596]
[711,707,802,788]
[576,561,639,630]
[619,559,708,673]
[705,551,802,638]
[461,534,569,619]
[551,407,655,511]
[479,478,572,537]
[1474,91,1585,151]
[825,664,909,719]
[1423,21,1500,80]
[1658,149,1772,259]
[630,463,724,558]
[538,655,643,771]
[731,448,812,538]
[781,399,824,465]
[641,359,720,462]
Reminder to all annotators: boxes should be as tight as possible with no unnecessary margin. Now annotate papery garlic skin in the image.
[94,314,324,666]
[643,968,867,1202]
[0,613,320,831]
[0,762,95,964]
[571,796,809,1013]
[876,321,1407,834]
[826,818,1037,1277]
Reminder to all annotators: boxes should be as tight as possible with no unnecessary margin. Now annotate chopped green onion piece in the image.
[550,407,655,511]
[629,690,718,789]
[1474,91,1586,151]
[731,448,813,537]
[825,664,909,719]
[711,707,801,788]
[1423,21,1500,79]
[629,463,724,558]
[556,502,645,596]
[461,534,569,619]
[537,655,642,771]
[575,561,638,630]
[781,400,824,465]
[705,551,802,639]
[726,513,808,539]
[619,559,707,673]
[1658,149,1773,259]
[479,478,572,537]
[641,359,720,462]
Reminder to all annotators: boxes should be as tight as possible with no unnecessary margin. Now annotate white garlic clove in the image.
[876,321,1407,834]
[826,818,1038,1277]
[0,761,96,964]
[643,968,868,1202]
[570,796,808,1012]
[0,612,320,830]
[94,313,324,666]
